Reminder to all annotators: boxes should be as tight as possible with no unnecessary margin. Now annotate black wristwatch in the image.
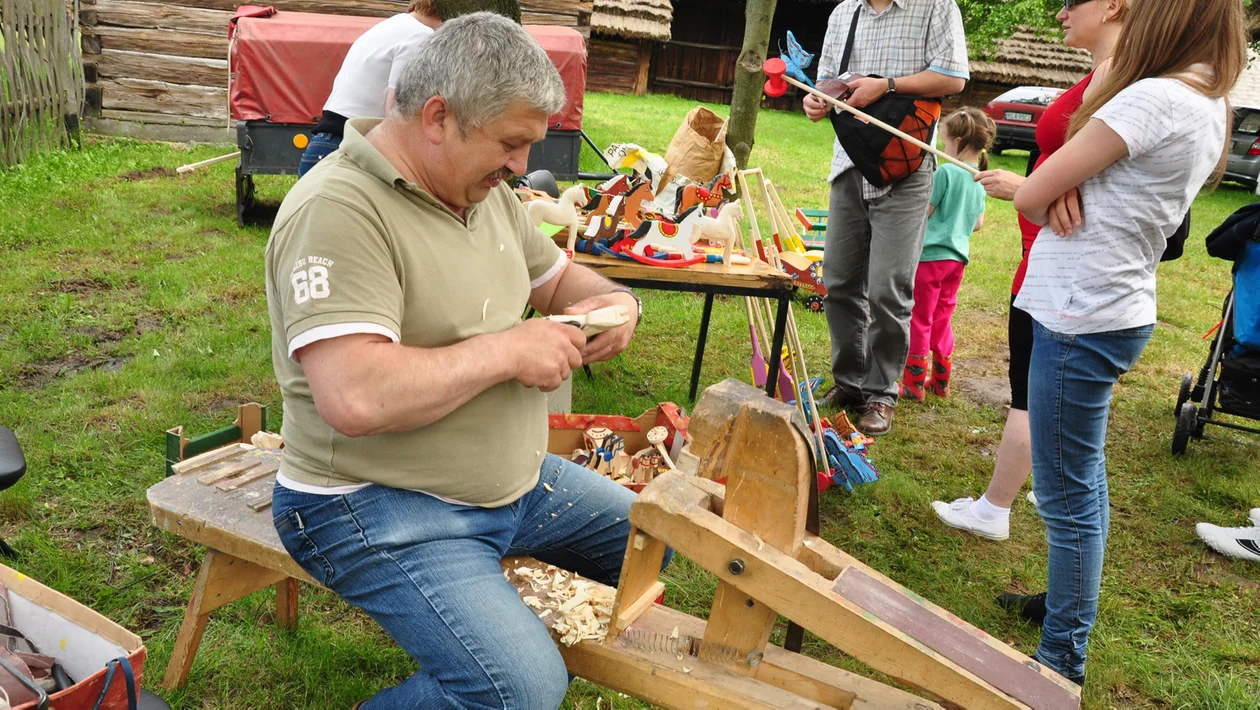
[611,287,642,329]
[887,77,897,95]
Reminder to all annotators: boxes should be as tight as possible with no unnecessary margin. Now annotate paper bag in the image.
[662,107,728,188]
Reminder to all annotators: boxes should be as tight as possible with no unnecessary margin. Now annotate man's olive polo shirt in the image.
[265,118,566,507]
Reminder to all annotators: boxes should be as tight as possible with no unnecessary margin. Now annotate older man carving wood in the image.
[264,13,655,709]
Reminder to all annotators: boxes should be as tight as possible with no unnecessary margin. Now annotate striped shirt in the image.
[1015,78,1227,334]
[817,0,970,198]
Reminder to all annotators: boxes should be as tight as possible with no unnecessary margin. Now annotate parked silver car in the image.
[1225,106,1260,190]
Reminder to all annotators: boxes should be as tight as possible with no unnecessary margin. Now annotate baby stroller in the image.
[1172,204,1260,454]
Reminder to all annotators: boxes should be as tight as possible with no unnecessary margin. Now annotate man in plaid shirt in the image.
[806,0,969,436]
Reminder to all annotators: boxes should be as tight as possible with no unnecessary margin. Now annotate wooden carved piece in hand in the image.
[543,305,630,336]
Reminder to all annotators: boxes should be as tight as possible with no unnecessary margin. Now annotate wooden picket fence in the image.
[0,0,84,167]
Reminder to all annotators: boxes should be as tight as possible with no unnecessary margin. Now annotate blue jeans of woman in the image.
[272,454,663,709]
[297,132,343,177]
[1029,321,1153,680]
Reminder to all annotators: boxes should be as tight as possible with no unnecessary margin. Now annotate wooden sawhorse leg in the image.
[162,548,298,689]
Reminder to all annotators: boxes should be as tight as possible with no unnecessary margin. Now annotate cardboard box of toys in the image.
[547,404,687,492]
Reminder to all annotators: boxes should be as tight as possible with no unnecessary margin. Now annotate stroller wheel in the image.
[1172,402,1197,455]
[1175,373,1193,416]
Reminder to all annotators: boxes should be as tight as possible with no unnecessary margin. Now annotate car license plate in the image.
[1005,111,1033,122]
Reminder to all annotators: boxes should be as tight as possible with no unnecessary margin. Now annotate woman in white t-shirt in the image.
[298,0,442,177]
[1009,0,1245,686]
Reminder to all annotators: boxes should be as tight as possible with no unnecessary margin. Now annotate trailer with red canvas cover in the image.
[227,7,587,224]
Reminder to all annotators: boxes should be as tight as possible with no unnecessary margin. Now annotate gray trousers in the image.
[822,166,934,406]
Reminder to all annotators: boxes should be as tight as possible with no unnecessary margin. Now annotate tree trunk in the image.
[726,0,779,169]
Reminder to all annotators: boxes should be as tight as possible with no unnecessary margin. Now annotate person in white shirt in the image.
[1009,0,1245,687]
[299,0,442,177]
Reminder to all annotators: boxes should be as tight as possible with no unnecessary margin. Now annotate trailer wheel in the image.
[235,166,256,227]
[1172,402,1196,455]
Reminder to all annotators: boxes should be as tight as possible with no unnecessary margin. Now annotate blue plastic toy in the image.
[779,31,816,89]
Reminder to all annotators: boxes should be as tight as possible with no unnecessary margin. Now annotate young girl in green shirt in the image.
[900,108,995,401]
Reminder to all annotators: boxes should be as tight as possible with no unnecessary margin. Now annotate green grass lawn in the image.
[1,91,1258,709]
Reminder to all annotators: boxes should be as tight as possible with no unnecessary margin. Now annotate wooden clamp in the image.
[605,379,1081,710]
[762,58,979,177]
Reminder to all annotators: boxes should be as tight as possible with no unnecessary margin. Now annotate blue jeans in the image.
[1028,321,1153,679]
[272,454,663,709]
[297,132,343,177]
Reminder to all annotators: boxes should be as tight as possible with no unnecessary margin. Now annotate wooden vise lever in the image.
[609,379,1081,710]
[761,58,979,177]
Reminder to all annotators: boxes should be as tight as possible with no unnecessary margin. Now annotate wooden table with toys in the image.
[148,384,1081,709]
[520,170,797,403]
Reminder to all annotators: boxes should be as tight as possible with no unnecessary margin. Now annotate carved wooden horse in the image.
[691,201,745,270]
[525,185,588,251]
[677,174,736,216]
[630,206,706,257]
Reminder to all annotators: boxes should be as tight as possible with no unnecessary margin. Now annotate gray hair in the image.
[393,12,566,133]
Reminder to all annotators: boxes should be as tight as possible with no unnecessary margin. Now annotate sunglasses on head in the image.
[1063,0,1097,8]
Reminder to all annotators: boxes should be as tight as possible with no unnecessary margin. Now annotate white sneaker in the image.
[1196,523,1260,562]
[1250,508,1260,527]
[931,498,1010,541]
[1026,490,1038,507]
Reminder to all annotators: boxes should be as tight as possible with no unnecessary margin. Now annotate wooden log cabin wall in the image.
[79,0,593,142]
[648,0,836,110]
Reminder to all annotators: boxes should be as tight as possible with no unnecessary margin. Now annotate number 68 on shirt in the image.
[291,266,331,304]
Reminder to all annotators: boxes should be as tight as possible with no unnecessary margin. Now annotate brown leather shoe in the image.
[817,385,862,410]
[858,402,894,437]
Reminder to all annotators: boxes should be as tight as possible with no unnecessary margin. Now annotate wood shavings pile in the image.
[508,564,615,647]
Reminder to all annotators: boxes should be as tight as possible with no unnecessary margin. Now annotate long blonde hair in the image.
[1068,0,1246,182]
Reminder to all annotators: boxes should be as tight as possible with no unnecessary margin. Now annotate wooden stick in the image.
[762,213,827,465]
[765,180,808,253]
[177,151,240,175]
[646,427,677,470]
[216,462,278,491]
[779,75,978,176]
[172,445,244,476]
[745,297,768,358]
[750,295,772,362]
[753,171,827,460]
[735,171,766,263]
[197,459,260,486]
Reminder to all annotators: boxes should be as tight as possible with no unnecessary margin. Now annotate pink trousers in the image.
[909,259,966,358]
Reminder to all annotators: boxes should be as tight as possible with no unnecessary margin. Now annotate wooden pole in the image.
[774,74,978,176]
[177,151,241,174]
[765,179,807,253]
[735,170,766,263]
